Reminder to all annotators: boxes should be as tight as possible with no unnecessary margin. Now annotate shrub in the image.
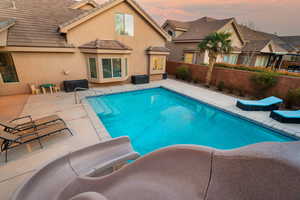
[285,88,300,109]
[217,81,225,91]
[237,88,245,97]
[215,62,300,78]
[250,72,278,97]
[227,85,234,94]
[193,77,200,84]
[175,65,191,81]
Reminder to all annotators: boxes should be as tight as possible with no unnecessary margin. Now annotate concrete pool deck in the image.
[0,79,299,199]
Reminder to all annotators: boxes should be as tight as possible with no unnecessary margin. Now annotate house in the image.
[237,25,299,67]
[163,17,245,65]
[0,0,170,95]
[280,36,300,63]
[162,17,299,68]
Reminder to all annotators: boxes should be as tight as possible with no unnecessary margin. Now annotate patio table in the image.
[40,84,55,94]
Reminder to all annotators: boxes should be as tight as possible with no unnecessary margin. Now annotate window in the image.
[102,58,122,79]
[0,53,19,83]
[184,53,194,64]
[291,55,298,62]
[255,55,269,67]
[152,56,165,71]
[88,57,97,79]
[223,54,238,64]
[115,13,134,36]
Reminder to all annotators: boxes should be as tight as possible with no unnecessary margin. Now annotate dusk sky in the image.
[136,0,300,36]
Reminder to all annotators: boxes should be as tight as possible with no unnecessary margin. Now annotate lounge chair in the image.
[270,110,300,123]
[236,96,283,111]
[0,121,72,162]
[0,114,64,132]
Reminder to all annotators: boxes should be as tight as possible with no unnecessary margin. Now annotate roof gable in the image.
[170,17,245,43]
[59,0,170,41]
[70,0,99,9]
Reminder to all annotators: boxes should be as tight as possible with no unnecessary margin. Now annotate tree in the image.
[198,32,233,86]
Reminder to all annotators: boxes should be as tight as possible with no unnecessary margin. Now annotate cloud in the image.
[135,0,300,35]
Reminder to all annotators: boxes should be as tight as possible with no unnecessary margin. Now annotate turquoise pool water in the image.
[88,87,295,155]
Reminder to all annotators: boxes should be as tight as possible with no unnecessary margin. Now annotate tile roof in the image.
[164,19,191,30]
[0,0,85,47]
[79,39,132,50]
[165,16,298,54]
[241,40,271,52]
[169,17,234,41]
[0,0,169,48]
[59,0,114,29]
[147,46,170,52]
[238,25,297,53]
[280,36,300,50]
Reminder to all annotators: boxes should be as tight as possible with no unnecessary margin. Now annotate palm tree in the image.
[198,32,233,86]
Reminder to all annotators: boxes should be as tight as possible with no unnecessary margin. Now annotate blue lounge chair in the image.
[236,96,283,111]
[270,110,300,123]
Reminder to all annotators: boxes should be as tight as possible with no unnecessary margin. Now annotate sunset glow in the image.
[135,0,300,35]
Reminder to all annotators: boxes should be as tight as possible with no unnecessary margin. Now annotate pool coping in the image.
[82,84,300,142]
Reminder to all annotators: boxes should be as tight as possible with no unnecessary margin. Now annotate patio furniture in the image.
[131,75,150,84]
[11,136,140,200]
[270,110,300,123]
[0,114,64,132]
[0,121,72,162]
[40,83,56,94]
[63,79,89,93]
[29,84,41,95]
[11,140,300,200]
[54,85,61,93]
[236,96,283,111]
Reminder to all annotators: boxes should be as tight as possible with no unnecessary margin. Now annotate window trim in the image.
[101,57,122,79]
[115,13,134,36]
[184,53,194,64]
[87,56,98,81]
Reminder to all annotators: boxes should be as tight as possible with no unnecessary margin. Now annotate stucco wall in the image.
[67,2,166,76]
[0,51,87,95]
[218,22,243,49]
[0,1,167,95]
[166,42,199,62]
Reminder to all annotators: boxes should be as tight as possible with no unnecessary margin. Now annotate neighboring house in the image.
[280,36,300,63]
[162,17,245,65]
[237,25,299,67]
[0,0,170,95]
[162,17,299,68]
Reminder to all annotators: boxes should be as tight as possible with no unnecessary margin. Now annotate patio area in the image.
[0,79,299,200]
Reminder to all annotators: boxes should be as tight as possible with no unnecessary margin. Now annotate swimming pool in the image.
[88,87,295,155]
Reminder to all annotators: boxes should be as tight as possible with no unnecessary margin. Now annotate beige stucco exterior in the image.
[0,30,8,47]
[0,1,168,95]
